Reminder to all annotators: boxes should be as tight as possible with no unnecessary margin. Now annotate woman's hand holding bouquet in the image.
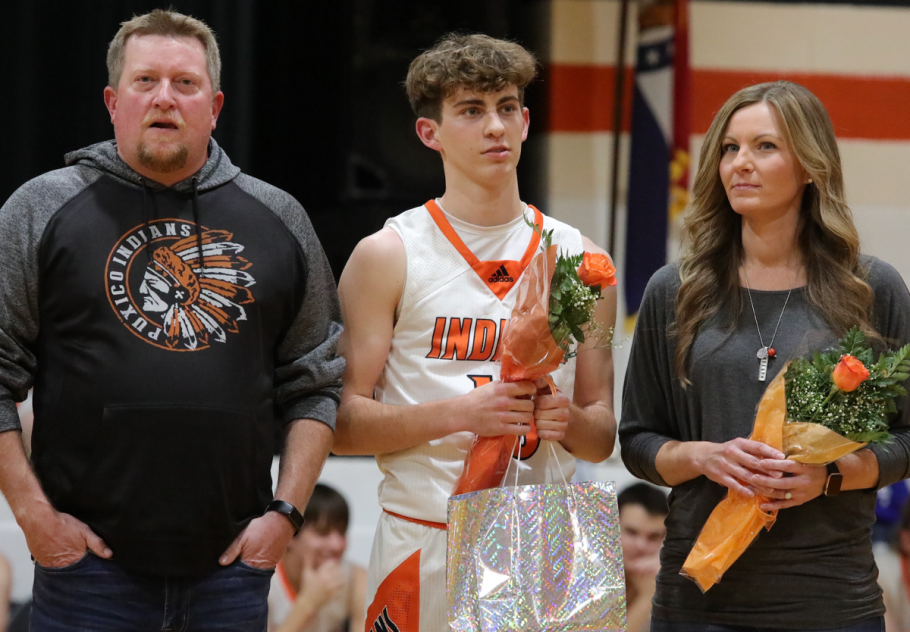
[682,328,910,592]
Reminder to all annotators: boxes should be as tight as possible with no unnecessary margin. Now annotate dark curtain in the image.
[1,0,256,200]
[0,0,548,280]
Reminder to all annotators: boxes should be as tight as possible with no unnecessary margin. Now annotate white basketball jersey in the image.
[375,200,584,523]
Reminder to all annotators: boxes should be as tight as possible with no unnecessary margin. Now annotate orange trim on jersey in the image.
[384,509,447,531]
[276,561,296,601]
[364,550,422,632]
[471,261,518,300]
[424,200,543,301]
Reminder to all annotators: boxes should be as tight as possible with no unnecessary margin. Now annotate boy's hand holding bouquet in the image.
[452,220,616,496]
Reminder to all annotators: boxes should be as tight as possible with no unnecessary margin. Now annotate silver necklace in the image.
[743,267,793,382]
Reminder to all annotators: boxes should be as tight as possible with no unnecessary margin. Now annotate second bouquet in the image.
[681,328,910,592]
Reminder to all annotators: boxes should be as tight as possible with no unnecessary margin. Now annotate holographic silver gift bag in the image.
[446,445,626,632]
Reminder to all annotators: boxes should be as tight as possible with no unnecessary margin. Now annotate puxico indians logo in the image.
[105,219,256,351]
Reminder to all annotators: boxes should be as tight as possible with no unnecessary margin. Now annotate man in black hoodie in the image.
[0,9,343,631]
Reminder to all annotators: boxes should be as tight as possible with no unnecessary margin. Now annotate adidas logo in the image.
[488,264,514,283]
[370,607,400,632]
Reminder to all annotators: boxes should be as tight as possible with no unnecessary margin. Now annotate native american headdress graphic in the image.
[139,229,255,350]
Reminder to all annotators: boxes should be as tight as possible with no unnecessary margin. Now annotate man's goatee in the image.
[137,142,190,173]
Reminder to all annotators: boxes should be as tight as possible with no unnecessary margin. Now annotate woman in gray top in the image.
[620,81,910,631]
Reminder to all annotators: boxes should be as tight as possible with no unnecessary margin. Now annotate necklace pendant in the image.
[757,347,769,360]
[758,355,769,382]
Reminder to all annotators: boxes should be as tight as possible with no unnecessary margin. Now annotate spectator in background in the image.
[876,481,910,544]
[268,484,366,632]
[875,500,910,632]
[619,482,668,632]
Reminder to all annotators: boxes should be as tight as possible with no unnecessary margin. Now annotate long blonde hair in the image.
[674,81,875,382]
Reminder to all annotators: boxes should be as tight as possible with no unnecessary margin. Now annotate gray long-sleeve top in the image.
[619,257,910,629]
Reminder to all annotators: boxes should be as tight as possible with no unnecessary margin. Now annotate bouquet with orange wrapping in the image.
[682,328,910,592]
[451,224,616,496]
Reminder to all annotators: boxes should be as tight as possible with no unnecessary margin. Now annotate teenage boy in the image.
[334,33,617,631]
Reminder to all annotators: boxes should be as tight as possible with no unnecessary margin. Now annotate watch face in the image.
[825,473,844,496]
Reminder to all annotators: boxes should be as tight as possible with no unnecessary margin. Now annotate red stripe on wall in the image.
[548,64,910,141]
[693,70,910,141]
[548,65,634,133]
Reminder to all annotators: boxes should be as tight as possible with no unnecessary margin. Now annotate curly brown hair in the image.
[674,81,877,382]
[405,33,538,122]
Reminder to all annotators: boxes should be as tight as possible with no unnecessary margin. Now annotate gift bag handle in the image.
[500,378,571,489]
[539,377,571,486]
[499,368,577,504]
[501,437,572,488]
[515,375,578,507]
[500,413,581,628]
[548,441,570,486]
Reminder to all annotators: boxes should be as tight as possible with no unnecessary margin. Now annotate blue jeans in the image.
[30,552,272,632]
[652,616,885,632]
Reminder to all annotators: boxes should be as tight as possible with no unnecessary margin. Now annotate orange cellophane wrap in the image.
[681,366,867,592]
[451,246,565,497]
[783,422,866,465]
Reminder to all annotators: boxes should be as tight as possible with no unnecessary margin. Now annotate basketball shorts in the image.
[364,510,447,632]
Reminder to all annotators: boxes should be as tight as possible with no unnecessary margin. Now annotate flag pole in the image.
[608,0,631,254]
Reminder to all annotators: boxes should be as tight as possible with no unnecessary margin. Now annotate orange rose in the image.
[576,252,617,288]
[832,354,870,392]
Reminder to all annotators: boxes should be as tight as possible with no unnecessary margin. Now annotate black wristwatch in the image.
[266,500,305,534]
[823,461,843,497]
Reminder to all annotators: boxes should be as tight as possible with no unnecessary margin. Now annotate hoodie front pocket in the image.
[70,404,261,546]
